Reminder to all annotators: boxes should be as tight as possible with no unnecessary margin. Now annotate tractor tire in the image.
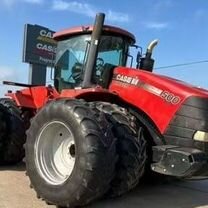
[25,99,116,208]
[0,105,7,148]
[91,102,147,197]
[0,98,26,165]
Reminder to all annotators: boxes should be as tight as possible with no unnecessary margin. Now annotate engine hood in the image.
[109,67,208,133]
[113,67,208,99]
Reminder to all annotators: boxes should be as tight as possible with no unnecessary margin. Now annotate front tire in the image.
[25,99,116,207]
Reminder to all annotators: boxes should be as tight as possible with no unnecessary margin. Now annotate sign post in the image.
[23,24,57,85]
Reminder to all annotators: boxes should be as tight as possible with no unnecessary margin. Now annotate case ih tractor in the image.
[0,13,208,207]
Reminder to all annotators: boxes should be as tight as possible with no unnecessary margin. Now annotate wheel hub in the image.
[35,121,76,185]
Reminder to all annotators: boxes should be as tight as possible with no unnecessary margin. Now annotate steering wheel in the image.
[67,62,83,83]
[96,58,105,74]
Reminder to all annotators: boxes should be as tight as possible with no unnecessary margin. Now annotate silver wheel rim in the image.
[35,121,76,185]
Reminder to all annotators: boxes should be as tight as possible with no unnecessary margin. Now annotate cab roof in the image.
[53,25,136,44]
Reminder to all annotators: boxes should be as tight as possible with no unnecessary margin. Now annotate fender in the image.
[60,86,165,145]
[6,86,59,109]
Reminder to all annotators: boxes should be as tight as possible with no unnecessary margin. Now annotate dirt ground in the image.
[0,163,208,208]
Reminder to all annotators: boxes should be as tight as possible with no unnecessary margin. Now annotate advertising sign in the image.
[23,24,57,66]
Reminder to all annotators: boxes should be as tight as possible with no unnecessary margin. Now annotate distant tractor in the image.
[1,13,208,207]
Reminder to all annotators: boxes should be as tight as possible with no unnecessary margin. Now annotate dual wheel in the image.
[25,99,147,207]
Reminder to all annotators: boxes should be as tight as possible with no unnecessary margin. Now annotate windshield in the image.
[54,34,129,91]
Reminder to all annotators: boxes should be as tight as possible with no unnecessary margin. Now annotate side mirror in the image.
[136,51,142,68]
[136,46,143,68]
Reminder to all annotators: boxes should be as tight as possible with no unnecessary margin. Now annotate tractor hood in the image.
[109,67,208,133]
[111,67,208,99]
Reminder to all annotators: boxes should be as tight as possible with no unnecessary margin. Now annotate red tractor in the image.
[1,13,208,207]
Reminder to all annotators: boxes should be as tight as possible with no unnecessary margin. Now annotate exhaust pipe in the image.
[139,39,159,72]
[147,39,158,54]
[82,13,105,88]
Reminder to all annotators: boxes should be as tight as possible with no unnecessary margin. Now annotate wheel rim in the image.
[35,121,76,185]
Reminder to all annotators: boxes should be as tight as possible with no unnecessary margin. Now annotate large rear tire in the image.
[91,102,147,197]
[0,98,26,165]
[25,99,116,207]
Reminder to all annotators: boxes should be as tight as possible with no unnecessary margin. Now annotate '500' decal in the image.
[160,91,181,104]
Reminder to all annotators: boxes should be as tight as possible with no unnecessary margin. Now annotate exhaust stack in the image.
[147,39,158,54]
[82,13,105,88]
[139,39,159,72]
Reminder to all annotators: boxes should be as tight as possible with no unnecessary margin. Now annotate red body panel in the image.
[108,67,208,133]
[60,87,117,99]
[6,86,59,109]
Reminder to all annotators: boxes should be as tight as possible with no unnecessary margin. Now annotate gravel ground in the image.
[0,163,208,208]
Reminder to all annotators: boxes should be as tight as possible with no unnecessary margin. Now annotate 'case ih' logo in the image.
[115,74,139,86]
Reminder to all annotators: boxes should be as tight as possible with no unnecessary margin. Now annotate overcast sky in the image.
[0,0,208,96]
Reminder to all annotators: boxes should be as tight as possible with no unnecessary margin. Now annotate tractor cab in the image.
[53,24,135,92]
